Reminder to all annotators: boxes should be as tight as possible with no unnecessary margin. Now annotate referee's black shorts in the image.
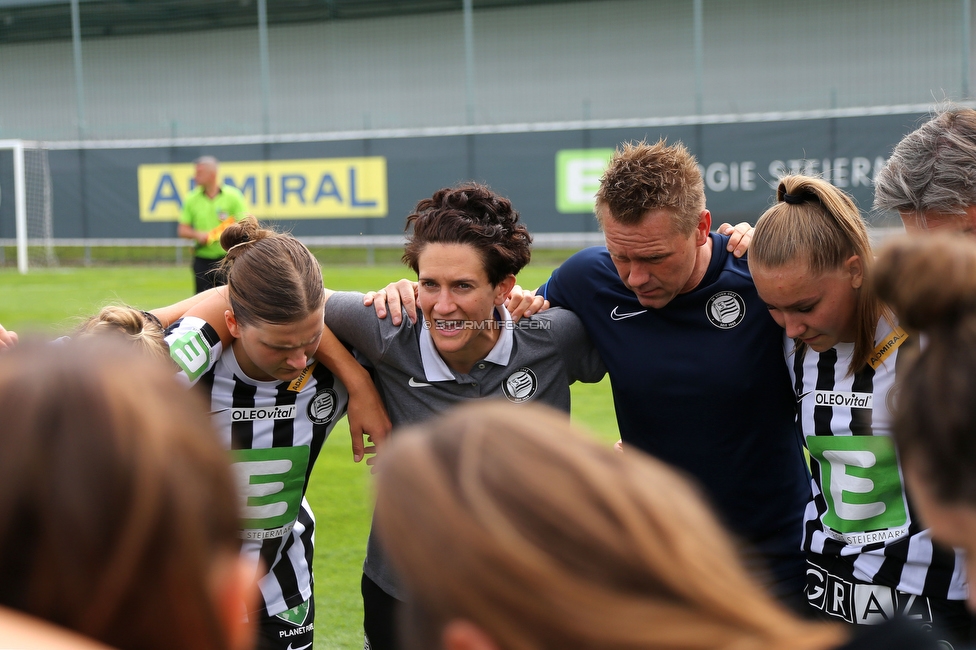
[192,255,227,294]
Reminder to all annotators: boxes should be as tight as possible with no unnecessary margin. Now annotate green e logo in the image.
[555,149,614,213]
[231,446,310,531]
[807,436,908,533]
[170,330,211,381]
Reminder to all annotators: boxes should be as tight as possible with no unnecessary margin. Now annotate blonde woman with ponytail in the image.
[374,402,943,650]
[749,176,968,641]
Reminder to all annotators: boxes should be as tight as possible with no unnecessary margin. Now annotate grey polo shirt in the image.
[324,291,606,598]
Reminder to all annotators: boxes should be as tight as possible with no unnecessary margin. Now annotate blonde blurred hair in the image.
[750,175,889,375]
[76,305,168,362]
[375,401,846,650]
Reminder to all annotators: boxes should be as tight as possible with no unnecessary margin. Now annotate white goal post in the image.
[0,139,55,274]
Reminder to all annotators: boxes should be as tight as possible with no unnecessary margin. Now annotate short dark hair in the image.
[402,183,532,286]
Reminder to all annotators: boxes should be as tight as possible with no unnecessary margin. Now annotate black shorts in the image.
[805,555,973,647]
[192,255,227,293]
[362,573,400,650]
[255,598,314,650]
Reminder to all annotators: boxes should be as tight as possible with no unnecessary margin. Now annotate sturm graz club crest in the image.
[307,388,339,424]
[706,291,746,329]
[503,367,538,403]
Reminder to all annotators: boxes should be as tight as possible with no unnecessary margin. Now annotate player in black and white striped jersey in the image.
[749,175,969,645]
[172,319,348,624]
[165,216,383,650]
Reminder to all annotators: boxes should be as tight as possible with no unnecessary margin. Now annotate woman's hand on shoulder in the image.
[716,222,754,259]
[363,279,419,326]
[505,286,548,322]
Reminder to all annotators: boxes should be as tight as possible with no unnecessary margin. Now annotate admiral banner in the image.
[137,157,388,221]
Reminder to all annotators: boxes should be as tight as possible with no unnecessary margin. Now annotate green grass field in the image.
[0,260,618,650]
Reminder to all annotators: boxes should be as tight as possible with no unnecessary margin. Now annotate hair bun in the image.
[874,234,976,330]
[220,215,261,255]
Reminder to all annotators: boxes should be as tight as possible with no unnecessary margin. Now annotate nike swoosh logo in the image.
[286,643,312,650]
[408,377,432,387]
[610,306,648,321]
[797,391,813,401]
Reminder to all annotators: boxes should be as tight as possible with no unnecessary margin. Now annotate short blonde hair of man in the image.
[595,139,706,235]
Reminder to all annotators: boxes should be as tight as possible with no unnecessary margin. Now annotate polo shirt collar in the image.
[418,305,514,381]
[483,305,514,365]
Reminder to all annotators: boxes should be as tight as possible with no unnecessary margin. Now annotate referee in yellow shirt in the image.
[177,156,247,293]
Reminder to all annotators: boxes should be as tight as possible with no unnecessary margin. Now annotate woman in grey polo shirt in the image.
[323,182,606,650]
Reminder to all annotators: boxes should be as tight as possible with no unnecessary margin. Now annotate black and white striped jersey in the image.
[788,319,966,600]
[166,316,349,618]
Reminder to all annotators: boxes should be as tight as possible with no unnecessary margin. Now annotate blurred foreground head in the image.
[874,234,976,608]
[874,234,976,504]
[375,402,843,650]
[0,338,253,650]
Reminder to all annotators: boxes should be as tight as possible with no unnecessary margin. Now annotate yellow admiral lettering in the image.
[868,327,908,370]
[138,157,388,221]
[287,361,318,393]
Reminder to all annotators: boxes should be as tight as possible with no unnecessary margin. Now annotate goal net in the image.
[0,140,56,273]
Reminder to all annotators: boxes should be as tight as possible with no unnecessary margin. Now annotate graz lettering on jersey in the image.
[806,562,854,623]
[814,391,873,409]
[823,526,908,546]
[232,405,298,421]
[806,561,933,625]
